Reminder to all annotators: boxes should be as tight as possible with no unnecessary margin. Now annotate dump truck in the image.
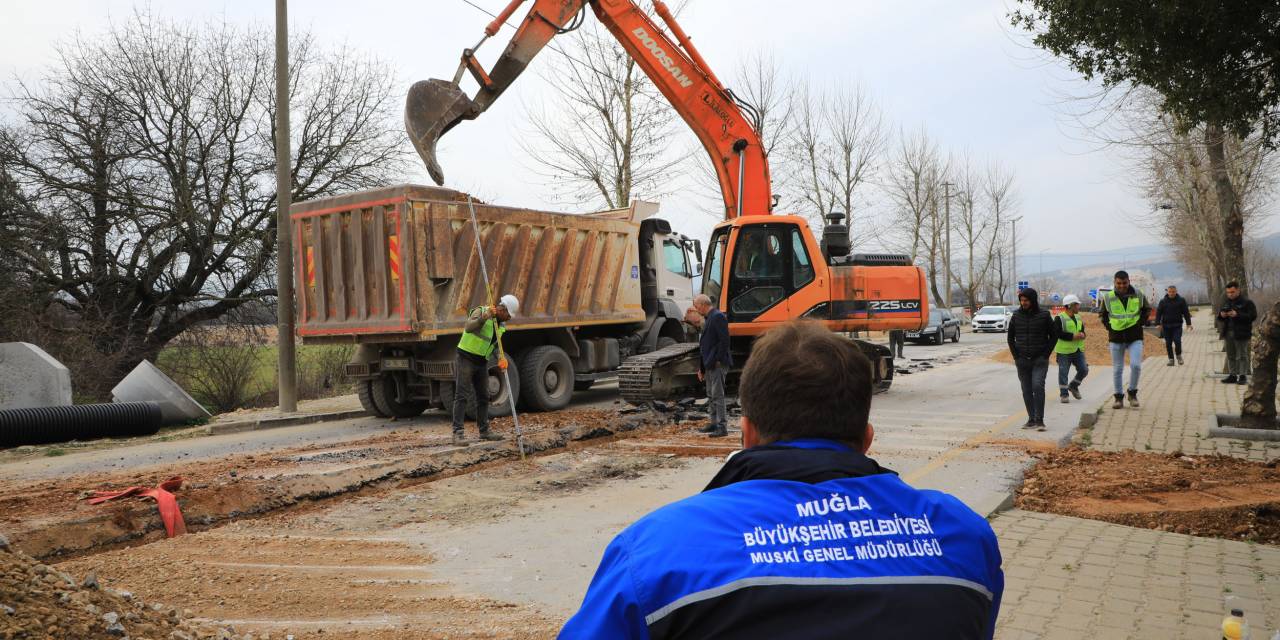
[292,184,702,418]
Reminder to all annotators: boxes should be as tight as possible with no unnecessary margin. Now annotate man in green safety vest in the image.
[452,293,520,445]
[1054,294,1089,403]
[1098,270,1150,410]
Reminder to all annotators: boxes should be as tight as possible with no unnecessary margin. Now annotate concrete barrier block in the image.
[111,360,211,425]
[0,342,73,410]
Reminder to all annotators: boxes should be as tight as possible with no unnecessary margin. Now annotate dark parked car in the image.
[906,308,961,345]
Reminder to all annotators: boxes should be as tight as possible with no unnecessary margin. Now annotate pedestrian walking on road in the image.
[1218,282,1257,385]
[451,294,519,445]
[1054,294,1089,403]
[692,294,732,437]
[1008,287,1056,429]
[1155,285,1193,366]
[560,321,1004,639]
[888,329,906,359]
[1099,270,1150,409]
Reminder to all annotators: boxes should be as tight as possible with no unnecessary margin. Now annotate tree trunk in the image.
[1204,123,1248,294]
[1241,299,1280,428]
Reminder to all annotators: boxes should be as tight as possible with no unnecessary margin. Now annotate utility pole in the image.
[275,0,297,413]
[943,181,953,310]
[1010,216,1022,303]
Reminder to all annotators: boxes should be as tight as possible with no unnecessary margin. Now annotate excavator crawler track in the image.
[619,342,702,405]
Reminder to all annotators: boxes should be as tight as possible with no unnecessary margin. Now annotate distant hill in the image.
[1013,231,1280,304]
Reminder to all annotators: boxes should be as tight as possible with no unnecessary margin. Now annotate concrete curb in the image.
[207,408,370,435]
[1205,413,1280,441]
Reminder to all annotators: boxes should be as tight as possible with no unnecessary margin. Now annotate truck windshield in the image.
[702,229,728,306]
[662,239,690,277]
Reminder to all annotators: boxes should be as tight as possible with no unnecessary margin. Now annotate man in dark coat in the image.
[1218,282,1258,384]
[693,293,732,437]
[1154,285,1193,366]
[1007,287,1057,428]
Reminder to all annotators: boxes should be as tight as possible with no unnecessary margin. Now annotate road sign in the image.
[1017,280,1029,289]
[1051,293,1061,303]
[1089,288,1098,299]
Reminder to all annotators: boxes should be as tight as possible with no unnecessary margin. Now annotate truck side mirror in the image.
[694,262,703,277]
[690,239,703,262]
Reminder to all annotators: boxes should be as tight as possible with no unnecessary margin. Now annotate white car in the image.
[972,305,1011,332]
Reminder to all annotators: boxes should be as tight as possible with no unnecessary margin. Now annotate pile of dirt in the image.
[1017,448,1280,543]
[991,312,1162,365]
[0,538,250,640]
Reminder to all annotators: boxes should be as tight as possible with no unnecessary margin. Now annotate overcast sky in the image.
[4,0,1276,263]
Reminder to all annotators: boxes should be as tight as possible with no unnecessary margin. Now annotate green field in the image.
[156,342,354,415]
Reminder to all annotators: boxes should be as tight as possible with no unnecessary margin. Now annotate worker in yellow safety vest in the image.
[1053,294,1089,404]
[1097,270,1150,410]
[452,293,519,445]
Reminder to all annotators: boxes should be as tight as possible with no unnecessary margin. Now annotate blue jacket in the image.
[560,440,1004,639]
[699,308,732,372]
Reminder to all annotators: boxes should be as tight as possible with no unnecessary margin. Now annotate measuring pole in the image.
[465,196,525,459]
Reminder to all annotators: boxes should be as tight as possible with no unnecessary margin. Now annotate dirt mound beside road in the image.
[1017,448,1280,543]
[0,539,250,640]
[991,312,1162,366]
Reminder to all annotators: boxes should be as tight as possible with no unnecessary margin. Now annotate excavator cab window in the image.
[726,225,805,322]
[702,229,728,307]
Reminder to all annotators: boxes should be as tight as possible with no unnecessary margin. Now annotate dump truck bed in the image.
[292,184,646,342]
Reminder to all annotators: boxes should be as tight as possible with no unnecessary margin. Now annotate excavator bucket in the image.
[405,79,478,185]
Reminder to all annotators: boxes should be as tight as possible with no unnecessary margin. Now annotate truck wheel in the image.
[656,336,678,350]
[487,353,521,417]
[357,379,391,418]
[519,346,574,411]
[370,374,428,419]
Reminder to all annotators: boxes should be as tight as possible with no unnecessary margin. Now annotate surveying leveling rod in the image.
[465,196,526,459]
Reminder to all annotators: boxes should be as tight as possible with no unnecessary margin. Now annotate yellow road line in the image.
[900,409,1028,484]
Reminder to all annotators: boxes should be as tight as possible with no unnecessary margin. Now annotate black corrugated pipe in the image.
[0,402,163,447]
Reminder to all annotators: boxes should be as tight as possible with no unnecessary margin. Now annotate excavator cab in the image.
[704,220,818,326]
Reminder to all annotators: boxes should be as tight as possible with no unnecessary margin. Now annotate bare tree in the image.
[520,17,688,209]
[883,126,949,305]
[0,12,406,398]
[784,81,886,244]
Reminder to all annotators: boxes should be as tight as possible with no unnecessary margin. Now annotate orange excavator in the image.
[406,0,929,401]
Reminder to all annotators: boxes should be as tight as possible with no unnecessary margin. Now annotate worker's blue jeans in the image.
[1109,340,1143,395]
[1056,351,1088,396]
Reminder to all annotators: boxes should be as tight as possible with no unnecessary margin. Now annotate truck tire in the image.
[656,336,678,350]
[370,374,428,419]
[519,346,574,411]
[442,356,522,419]
[357,380,391,418]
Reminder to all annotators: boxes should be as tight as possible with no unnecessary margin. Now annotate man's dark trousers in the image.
[452,352,489,434]
[705,363,727,431]
[1016,355,1049,422]
[1162,324,1183,359]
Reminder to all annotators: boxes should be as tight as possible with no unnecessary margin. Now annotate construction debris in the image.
[0,542,251,640]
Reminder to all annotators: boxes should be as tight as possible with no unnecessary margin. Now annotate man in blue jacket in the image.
[693,293,732,438]
[560,321,1004,639]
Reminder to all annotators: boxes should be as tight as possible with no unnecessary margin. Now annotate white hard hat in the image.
[1062,294,1080,306]
[499,294,520,317]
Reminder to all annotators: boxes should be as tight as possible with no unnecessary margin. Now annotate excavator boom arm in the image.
[406,0,771,219]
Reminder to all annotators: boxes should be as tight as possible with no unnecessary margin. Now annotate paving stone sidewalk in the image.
[991,307,1279,639]
[1086,308,1279,461]
[993,510,1280,639]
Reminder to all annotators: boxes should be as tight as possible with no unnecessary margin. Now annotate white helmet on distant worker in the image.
[1062,294,1080,307]
[499,294,520,317]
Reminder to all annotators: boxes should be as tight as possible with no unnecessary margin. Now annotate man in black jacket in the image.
[1008,287,1057,428]
[694,294,733,437]
[1155,285,1193,366]
[1218,282,1258,384]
